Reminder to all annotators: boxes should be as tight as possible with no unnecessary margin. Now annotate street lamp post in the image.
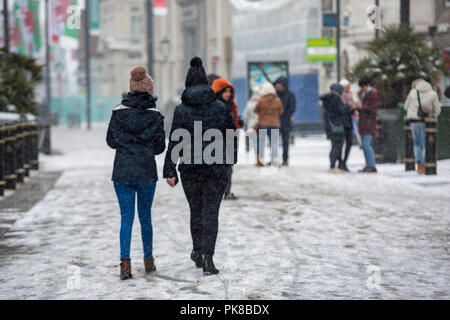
[337,0,341,83]
[84,0,91,130]
[3,0,9,52]
[375,0,380,38]
[146,0,154,76]
[44,0,51,124]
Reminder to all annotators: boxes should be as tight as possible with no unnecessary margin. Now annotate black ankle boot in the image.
[191,250,203,268]
[338,162,350,172]
[203,254,219,276]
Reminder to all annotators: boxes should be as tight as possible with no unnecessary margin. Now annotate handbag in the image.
[416,89,428,120]
[330,122,345,134]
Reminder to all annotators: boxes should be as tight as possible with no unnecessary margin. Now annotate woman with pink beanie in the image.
[107,66,166,280]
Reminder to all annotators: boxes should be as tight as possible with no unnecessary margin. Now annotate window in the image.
[131,17,141,40]
[322,0,333,11]
[445,0,450,8]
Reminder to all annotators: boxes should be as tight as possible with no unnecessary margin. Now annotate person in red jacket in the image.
[356,76,380,173]
[212,78,241,200]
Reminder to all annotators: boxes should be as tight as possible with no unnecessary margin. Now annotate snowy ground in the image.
[0,124,449,300]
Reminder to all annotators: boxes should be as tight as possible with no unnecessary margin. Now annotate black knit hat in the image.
[185,57,209,88]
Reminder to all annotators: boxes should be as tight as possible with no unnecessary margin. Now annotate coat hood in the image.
[415,80,433,93]
[320,92,341,107]
[212,78,235,100]
[274,76,289,90]
[260,82,277,96]
[181,84,217,108]
[115,92,163,135]
[330,83,344,95]
[121,91,157,109]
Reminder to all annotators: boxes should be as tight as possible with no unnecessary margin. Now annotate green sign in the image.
[306,38,337,63]
[90,0,100,30]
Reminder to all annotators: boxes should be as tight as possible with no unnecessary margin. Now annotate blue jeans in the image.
[361,134,376,169]
[410,122,426,165]
[257,126,281,161]
[113,181,157,261]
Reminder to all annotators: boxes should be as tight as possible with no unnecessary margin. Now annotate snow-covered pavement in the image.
[0,124,449,300]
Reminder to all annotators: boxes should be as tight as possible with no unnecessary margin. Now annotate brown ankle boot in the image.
[417,163,425,175]
[144,258,156,273]
[256,156,264,167]
[120,259,132,280]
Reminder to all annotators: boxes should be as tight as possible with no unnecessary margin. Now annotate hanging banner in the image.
[90,0,100,32]
[11,0,41,55]
[52,0,73,43]
[64,0,79,39]
[306,38,337,63]
[153,0,167,16]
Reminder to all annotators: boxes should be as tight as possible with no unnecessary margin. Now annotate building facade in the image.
[152,0,233,117]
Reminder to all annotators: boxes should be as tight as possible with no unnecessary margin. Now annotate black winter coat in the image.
[274,76,296,130]
[163,85,238,179]
[107,92,166,182]
[320,92,352,130]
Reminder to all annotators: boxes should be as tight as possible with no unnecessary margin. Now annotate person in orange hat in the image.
[212,78,241,200]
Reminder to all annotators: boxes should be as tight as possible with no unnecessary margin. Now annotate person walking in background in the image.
[339,79,357,172]
[243,86,261,165]
[254,82,284,167]
[274,76,296,167]
[212,78,242,201]
[445,85,450,99]
[163,57,238,276]
[356,76,380,173]
[320,84,353,173]
[404,77,441,174]
[106,66,166,281]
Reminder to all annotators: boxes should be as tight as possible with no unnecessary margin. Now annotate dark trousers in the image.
[330,133,344,169]
[281,127,291,163]
[180,165,231,255]
[224,168,233,195]
[342,127,353,164]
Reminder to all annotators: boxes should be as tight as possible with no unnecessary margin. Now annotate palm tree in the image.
[348,25,447,108]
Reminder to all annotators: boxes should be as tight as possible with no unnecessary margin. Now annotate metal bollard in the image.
[23,122,30,177]
[0,124,6,196]
[374,116,383,163]
[15,122,26,183]
[40,122,51,155]
[425,118,438,175]
[5,123,17,190]
[29,122,39,170]
[404,118,415,171]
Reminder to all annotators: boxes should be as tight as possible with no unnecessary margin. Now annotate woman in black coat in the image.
[320,83,352,173]
[107,66,166,280]
[163,57,238,276]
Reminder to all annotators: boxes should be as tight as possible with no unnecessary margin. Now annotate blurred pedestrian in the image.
[356,76,380,173]
[339,79,357,172]
[445,85,450,99]
[163,57,238,276]
[106,66,166,280]
[254,82,284,167]
[274,76,296,167]
[212,78,242,200]
[208,74,221,87]
[320,83,353,173]
[243,86,261,164]
[404,77,441,174]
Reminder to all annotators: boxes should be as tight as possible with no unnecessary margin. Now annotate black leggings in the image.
[330,134,344,169]
[342,127,353,164]
[180,165,231,255]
